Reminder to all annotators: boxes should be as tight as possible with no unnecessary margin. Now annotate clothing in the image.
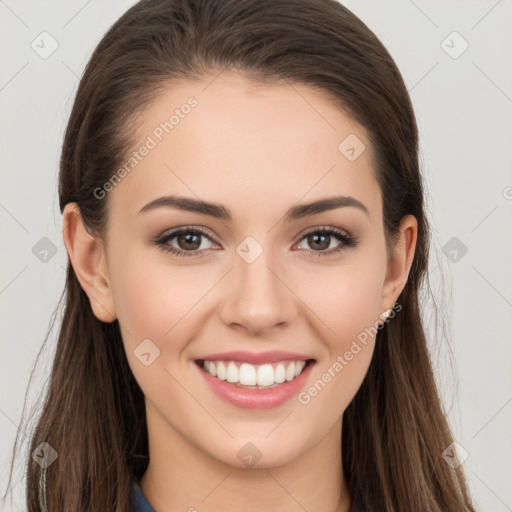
[132,479,156,512]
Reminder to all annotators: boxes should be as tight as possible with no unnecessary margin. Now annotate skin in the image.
[62,70,417,512]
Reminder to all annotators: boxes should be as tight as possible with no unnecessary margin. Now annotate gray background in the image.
[1,1,511,510]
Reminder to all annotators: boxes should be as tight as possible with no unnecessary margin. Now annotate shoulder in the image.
[132,479,156,512]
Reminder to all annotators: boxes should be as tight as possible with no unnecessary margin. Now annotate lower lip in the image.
[195,360,315,410]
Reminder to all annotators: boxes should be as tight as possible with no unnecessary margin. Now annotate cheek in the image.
[301,260,384,347]
[296,267,382,417]
[108,249,205,398]
[109,245,204,339]
[294,254,384,402]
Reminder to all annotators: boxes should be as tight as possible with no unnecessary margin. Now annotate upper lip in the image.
[196,351,315,365]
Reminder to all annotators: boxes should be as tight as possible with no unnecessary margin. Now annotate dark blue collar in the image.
[132,479,156,512]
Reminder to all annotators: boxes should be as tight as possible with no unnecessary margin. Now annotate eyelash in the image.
[151,226,358,258]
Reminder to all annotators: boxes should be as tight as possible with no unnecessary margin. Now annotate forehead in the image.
[110,71,382,226]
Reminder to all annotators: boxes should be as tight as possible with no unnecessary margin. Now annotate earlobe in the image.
[62,203,117,323]
[379,215,418,321]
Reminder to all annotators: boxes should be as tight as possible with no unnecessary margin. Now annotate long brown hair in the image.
[4,1,477,510]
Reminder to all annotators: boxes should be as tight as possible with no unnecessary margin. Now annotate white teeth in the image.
[257,364,274,386]
[274,363,286,384]
[239,363,257,385]
[216,361,227,381]
[226,362,239,383]
[285,362,296,381]
[201,359,308,387]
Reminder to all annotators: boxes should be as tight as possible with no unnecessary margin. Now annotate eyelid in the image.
[297,224,353,240]
[152,224,358,257]
[157,225,217,240]
[154,224,352,244]
[153,225,221,248]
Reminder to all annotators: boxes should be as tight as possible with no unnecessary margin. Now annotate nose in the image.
[218,247,296,337]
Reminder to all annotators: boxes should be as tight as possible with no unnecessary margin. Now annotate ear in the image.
[62,202,117,323]
[378,214,417,323]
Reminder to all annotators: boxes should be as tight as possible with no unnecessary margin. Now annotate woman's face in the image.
[86,71,415,468]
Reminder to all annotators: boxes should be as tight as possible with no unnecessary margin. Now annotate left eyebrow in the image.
[282,195,369,221]
[137,194,370,221]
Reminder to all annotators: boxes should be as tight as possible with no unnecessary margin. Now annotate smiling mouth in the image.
[195,358,316,389]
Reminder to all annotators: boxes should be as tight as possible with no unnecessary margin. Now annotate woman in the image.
[5,0,477,510]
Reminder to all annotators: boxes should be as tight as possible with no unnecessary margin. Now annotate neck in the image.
[140,406,351,512]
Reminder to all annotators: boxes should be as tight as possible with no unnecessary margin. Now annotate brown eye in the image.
[295,227,358,257]
[153,227,218,257]
[175,232,202,251]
